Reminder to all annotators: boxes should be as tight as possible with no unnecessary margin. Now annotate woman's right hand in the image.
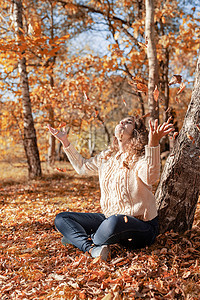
[47,124,70,148]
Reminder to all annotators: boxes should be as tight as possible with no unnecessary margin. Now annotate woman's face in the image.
[115,117,135,140]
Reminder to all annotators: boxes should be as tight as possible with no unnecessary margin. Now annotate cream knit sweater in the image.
[64,144,160,221]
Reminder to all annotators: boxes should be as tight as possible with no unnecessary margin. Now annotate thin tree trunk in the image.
[156,53,200,234]
[160,48,170,152]
[88,122,96,156]
[145,0,159,120]
[47,104,56,164]
[163,49,170,122]
[47,2,56,165]
[13,0,41,179]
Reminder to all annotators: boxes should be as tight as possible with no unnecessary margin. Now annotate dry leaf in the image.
[142,112,151,119]
[153,85,159,102]
[165,107,171,113]
[124,216,128,223]
[177,82,186,95]
[122,99,127,106]
[175,97,180,103]
[138,41,147,49]
[169,75,182,85]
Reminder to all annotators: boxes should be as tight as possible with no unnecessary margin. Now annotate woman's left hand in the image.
[148,117,174,147]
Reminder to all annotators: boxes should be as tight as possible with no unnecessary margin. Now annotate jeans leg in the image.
[54,212,105,252]
[92,215,159,249]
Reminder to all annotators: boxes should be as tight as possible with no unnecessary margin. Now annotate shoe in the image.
[90,245,110,261]
[61,236,72,246]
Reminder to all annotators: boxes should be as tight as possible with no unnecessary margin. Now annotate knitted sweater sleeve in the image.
[136,145,160,185]
[63,143,102,175]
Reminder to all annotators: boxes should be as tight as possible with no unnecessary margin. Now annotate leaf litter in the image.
[0,170,200,299]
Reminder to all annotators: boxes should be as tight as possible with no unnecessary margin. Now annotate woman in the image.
[48,115,173,260]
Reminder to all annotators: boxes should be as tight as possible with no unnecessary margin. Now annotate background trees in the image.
[0,0,199,220]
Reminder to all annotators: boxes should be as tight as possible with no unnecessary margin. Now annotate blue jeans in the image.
[54,212,159,253]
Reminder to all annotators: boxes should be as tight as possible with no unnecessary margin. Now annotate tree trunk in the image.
[160,48,170,152]
[13,0,41,179]
[47,2,56,165]
[145,0,159,120]
[156,52,200,234]
[47,87,56,165]
[88,122,96,156]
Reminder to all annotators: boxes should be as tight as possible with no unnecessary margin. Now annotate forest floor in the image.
[0,162,200,299]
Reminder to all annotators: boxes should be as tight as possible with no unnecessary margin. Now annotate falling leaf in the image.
[138,41,147,49]
[162,16,166,24]
[175,97,180,103]
[165,107,171,113]
[142,112,151,119]
[153,85,159,102]
[169,75,182,85]
[122,99,127,106]
[124,216,128,223]
[177,82,186,95]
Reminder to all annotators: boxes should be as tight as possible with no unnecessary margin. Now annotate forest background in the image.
[0,0,200,299]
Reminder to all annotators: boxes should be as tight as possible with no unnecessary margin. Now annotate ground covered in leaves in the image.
[0,166,200,299]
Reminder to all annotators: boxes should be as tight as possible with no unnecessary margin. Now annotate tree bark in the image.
[145,0,159,120]
[13,0,41,179]
[156,53,200,234]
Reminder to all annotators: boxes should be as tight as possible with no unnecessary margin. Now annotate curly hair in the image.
[103,115,149,169]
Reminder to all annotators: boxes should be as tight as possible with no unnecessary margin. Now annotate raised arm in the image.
[47,125,99,175]
[137,118,174,185]
[148,117,174,147]
[47,124,70,148]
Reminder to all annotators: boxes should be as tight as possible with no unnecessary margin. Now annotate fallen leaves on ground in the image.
[0,168,200,299]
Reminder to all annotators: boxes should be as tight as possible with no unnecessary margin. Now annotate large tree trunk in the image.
[156,53,200,234]
[13,0,41,179]
[145,0,159,120]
